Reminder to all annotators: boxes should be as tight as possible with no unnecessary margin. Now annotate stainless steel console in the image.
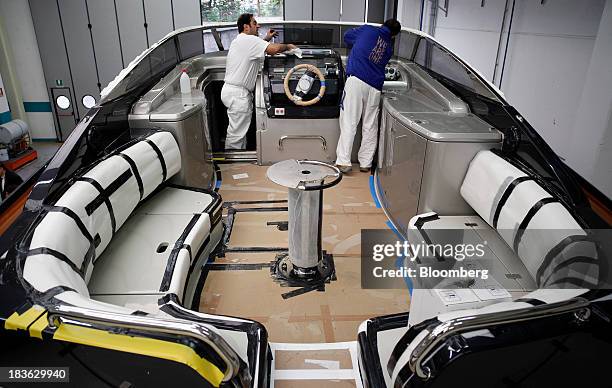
[377,67,502,233]
[129,66,214,190]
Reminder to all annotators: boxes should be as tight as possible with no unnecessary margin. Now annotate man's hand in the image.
[264,29,279,42]
[265,43,299,55]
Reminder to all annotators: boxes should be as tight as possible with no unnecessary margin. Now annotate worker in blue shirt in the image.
[335,19,401,174]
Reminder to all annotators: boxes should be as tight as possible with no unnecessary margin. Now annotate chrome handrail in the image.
[278,135,327,151]
[408,297,591,379]
[47,304,244,384]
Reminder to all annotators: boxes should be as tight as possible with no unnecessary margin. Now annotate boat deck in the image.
[199,162,410,343]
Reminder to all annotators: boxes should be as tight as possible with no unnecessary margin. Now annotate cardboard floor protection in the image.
[201,163,410,343]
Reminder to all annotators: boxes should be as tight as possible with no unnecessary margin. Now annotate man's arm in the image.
[344,26,364,47]
[265,43,297,55]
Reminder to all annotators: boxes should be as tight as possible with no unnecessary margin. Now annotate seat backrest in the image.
[460,150,598,288]
[388,288,591,386]
[22,132,181,300]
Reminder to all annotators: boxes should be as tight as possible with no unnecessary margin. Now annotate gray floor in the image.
[15,142,62,181]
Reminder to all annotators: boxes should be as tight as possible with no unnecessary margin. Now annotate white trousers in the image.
[335,76,382,167]
[221,83,253,150]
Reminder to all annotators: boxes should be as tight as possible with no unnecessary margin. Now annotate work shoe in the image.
[359,166,370,173]
[335,164,352,174]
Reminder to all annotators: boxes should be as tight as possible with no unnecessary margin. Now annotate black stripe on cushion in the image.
[513,197,558,252]
[144,138,167,182]
[46,205,94,243]
[27,247,84,278]
[159,214,202,291]
[492,176,534,228]
[84,169,133,217]
[118,153,144,200]
[536,235,592,285]
[77,177,117,235]
[542,256,599,287]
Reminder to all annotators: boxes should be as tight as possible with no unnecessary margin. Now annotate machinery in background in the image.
[0,119,37,170]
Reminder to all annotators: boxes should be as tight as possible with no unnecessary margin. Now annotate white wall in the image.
[431,0,506,81]
[0,71,10,123]
[500,0,605,161]
[566,0,612,197]
[0,0,55,139]
[402,0,610,198]
[397,0,422,30]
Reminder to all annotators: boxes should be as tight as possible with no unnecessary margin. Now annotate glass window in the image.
[201,0,283,23]
[125,39,179,92]
[413,37,499,102]
[82,95,96,109]
[203,29,220,52]
[177,30,205,60]
[56,95,70,110]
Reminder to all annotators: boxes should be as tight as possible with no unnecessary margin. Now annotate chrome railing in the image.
[408,297,591,379]
[47,304,245,384]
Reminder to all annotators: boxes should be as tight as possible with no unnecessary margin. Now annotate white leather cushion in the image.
[538,240,599,287]
[168,249,190,301]
[496,180,550,247]
[84,155,140,230]
[517,203,585,280]
[121,141,164,199]
[55,291,136,314]
[461,151,527,225]
[55,181,113,258]
[147,132,181,180]
[183,216,211,265]
[29,212,91,272]
[23,254,89,296]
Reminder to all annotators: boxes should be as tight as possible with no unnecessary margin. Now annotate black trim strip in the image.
[281,283,322,299]
[144,139,167,182]
[234,206,289,212]
[513,197,558,252]
[208,263,272,271]
[43,285,78,301]
[492,176,533,228]
[160,214,202,291]
[118,153,144,200]
[77,177,117,235]
[536,235,591,286]
[182,234,212,302]
[27,247,83,278]
[182,243,193,263]
[414,213,439,229]
[514,298,546,306]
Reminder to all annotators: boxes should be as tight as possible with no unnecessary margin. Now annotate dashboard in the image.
[263,48,344,119]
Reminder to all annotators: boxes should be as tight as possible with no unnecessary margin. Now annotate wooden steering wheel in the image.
[283,64,327,106]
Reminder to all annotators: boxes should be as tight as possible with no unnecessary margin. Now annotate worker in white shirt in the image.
[222,13,298,149]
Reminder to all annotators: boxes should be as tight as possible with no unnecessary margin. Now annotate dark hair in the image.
[383,19,401,36]
[237,13,253,33]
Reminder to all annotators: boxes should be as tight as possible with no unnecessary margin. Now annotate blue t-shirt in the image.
[344,25,393,90]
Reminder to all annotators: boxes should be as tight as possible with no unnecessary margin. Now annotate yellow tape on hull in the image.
[53,323,225,387]
[4,305,46,332]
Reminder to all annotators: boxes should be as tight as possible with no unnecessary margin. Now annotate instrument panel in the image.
[263,48,344,119]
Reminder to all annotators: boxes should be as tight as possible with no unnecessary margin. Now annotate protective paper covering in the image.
[288,188,320,268]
